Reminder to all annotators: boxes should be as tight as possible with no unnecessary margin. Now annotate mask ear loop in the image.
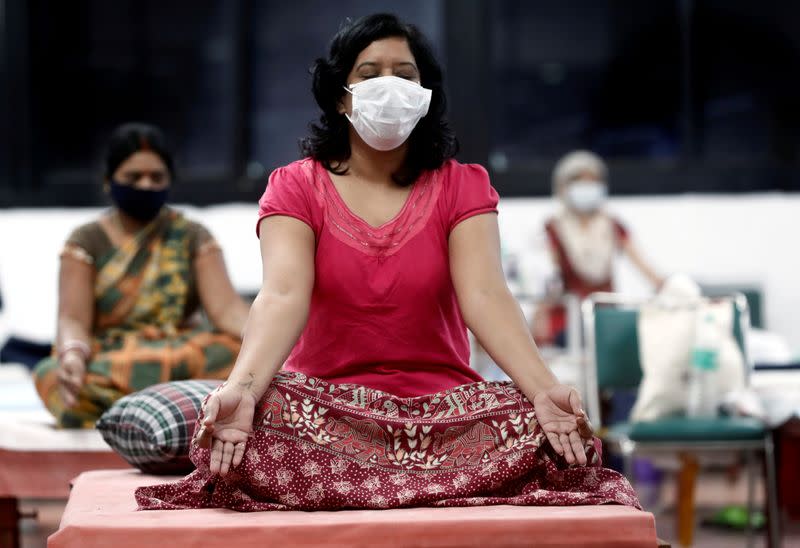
[342,85,355,123]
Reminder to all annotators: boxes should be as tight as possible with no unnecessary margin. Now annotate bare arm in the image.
[194,249,251,338]
[55,253,95,406]
[196,216,315,474]
[622,239,664,289]
[449,214,558,400]
[224,216,315,399]
[450,214,593,465]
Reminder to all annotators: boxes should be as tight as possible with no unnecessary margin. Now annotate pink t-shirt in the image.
[257,158,499,397]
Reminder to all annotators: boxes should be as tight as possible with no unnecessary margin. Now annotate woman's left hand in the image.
[57,352,86,408]
[532,384,594,466]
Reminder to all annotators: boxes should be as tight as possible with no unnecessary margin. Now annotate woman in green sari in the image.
[34,123,249,427]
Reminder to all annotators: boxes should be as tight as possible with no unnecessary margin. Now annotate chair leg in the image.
[0,497,21,548]
[619,439,636,481]
[623,451,635,482]
[676,453,698,547]
[764,433,781,548]
[745,450,755,548]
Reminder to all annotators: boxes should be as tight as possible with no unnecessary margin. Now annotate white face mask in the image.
[344,76,432,151]
[566,180,607,212]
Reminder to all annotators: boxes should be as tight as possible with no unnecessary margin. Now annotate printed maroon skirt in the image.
[136,372,639,511]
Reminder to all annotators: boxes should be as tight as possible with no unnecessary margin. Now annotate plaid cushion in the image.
[96,379,221,474]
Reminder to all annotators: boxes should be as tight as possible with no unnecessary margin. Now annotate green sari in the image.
[34,210,240,428]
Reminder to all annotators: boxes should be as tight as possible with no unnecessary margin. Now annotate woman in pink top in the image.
[138,14,638,512]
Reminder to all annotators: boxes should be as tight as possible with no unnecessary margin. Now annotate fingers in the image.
[195,422,214,449]
[569,430,588,466]
[232,442,247,468]
[57,367,81,390]
[546,431,564,457]
[196,393,220,449]
[220,441,235,476]
[57,368,82,408]
[203,393,220,425]
[203,434,245,475]
[568,388,585,417]
[209,438,243,477]
[560,433,575,464]
[199,390,249,476]
[57,383,77,408]
[210,439,223,475]
[577,415,594,439]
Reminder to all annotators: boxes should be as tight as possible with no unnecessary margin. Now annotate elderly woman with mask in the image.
[532,150,664,346]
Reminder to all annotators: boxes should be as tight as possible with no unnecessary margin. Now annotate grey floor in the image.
[640,469,799,547]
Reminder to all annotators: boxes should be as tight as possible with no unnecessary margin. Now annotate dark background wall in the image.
[1,0,799,207]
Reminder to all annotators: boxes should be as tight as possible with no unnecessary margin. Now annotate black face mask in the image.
[109,180,169,221]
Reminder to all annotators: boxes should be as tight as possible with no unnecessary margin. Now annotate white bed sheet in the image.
[0,364,112,452]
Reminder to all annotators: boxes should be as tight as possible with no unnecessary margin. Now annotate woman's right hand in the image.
[58,351,86,408]
[195,384,257,476]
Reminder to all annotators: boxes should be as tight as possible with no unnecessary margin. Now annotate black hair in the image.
[300,13,458,186]
[104,122,175,180]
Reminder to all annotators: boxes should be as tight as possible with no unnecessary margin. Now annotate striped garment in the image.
[97,379,222,474]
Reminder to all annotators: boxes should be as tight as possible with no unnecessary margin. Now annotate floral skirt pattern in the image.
[136,372,639,511]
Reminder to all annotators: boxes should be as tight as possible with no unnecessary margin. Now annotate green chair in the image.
[700,284,764,329]
[582,292,780,548]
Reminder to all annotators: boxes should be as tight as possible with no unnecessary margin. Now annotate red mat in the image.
[49,470,657,547]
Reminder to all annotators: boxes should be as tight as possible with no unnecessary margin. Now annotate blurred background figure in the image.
[531,150,663,347]
[32,123,248,428]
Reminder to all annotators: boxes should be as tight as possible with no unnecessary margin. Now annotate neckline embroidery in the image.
[324,172,417,231]
[305,160,442,257]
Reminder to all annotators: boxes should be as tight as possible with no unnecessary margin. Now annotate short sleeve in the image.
[444,162,500,232]
[62,222,108,265]
[256,163,317,237]
[186,221,220,260]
